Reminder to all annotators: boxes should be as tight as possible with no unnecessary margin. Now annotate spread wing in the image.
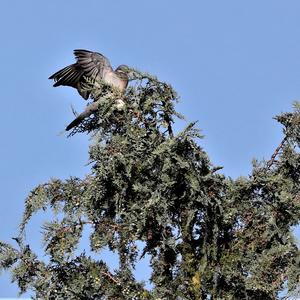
[49,49,113,91]
[73,49,113,79]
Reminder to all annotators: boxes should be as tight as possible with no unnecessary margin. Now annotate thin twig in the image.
[267,136,288,169]
[101,271,119,284]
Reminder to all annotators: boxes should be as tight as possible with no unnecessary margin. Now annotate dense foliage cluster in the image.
[0,71,299,299]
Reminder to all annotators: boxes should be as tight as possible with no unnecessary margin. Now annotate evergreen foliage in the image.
[0,70,299,299]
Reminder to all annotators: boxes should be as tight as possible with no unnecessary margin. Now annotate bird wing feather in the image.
[49,49,113,89]
[73,49,113,79]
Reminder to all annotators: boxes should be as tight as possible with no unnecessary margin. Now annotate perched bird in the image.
[49,49,130,100]
[49,49,132,130]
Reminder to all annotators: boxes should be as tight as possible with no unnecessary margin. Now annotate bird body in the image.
[49,49,132,131]
[103,67,128,91]
[49,49,129,99]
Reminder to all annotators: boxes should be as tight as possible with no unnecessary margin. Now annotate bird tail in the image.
[66,114,85,131]
[66,100,102,131]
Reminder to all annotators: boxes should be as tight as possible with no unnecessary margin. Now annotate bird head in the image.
[115,65,136,81]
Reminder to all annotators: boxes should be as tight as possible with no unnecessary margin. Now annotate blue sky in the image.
[1,0,300,297]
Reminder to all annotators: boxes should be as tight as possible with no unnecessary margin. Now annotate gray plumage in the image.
[49,49,130,100]
[49,49,131,131]
[65,100,102,131]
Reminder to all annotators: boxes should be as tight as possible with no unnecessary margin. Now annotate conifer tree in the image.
[0,70,300,299]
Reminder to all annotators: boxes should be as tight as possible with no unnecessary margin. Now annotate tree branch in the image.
[267,136,288,169]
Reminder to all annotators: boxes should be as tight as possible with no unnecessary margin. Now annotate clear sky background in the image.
[0,0,300,297]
